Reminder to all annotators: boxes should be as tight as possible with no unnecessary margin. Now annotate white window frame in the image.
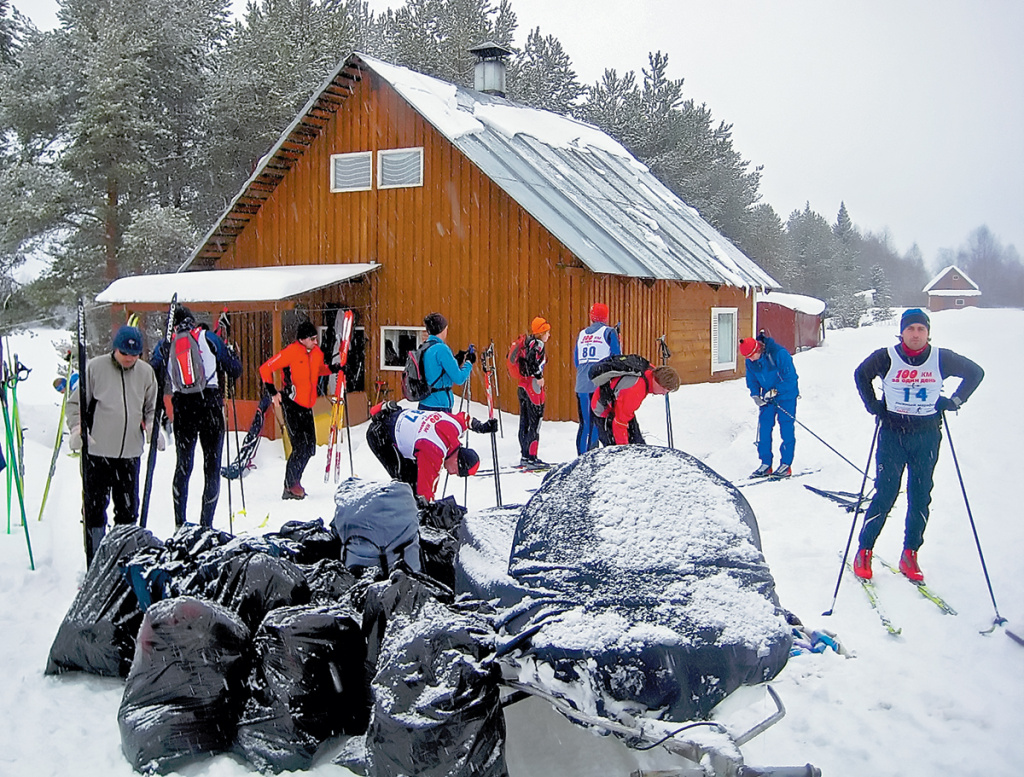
[955,298,965,306]
[330,151,373,193]
[380,325,426,371]
[711,307,738,373]
[377,147,424,190]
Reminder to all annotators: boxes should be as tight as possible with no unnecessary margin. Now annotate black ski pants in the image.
[171,389,224,528]
[366,409,418,489]
[82,454,140,565]
[859,424,941,552]
[517,387,544,459]
[282,397,317,489]
[596,413,645,446]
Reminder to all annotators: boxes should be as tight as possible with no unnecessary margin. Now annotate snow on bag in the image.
[360,571,508,777]
[459,446,792,722]
[117,596,251,774]
[45,524,164,678]
[331,478,421,573]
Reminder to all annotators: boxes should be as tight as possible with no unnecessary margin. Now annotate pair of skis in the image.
[480,341,502,507]
[733,468,820,488]
[847,554,958,637]
[324,310,355,485]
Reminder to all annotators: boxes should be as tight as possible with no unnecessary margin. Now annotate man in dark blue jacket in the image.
[851,308,983,583]
[741,333,799,479]
[418,312,474,412]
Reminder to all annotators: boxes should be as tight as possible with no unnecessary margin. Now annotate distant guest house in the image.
[923,265,981,312]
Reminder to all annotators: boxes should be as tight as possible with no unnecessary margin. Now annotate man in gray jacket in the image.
[68,325,159,565]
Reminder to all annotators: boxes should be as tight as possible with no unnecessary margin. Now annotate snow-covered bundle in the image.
[458,446,792,722]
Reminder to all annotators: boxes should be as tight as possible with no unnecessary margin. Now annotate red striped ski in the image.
[325,310,355,484]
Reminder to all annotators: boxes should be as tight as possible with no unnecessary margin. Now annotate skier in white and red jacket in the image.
[366,402,495,502]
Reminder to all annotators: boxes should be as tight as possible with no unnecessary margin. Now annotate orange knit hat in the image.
[531,316,551,335]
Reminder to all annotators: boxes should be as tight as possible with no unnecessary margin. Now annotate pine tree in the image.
[870,264,894,322]
[506,27,583,114]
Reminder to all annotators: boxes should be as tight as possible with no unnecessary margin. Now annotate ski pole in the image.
[772,401,868,478]
[223,402,233,535]
[464,363,473,507]
[481,345,502,507]
[228,377,246,512]
[442,368,471,500]
[942,412,1006,630]
[343,396,354,478]
[141,295,177,529]
[657,335,673,448]
[38,354,73,521]
[489,339,504,438]
[823,417,879,617]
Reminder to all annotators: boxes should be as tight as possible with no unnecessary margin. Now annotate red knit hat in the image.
[589,303,609,323]
[531,316,551,335]
[739,338,762,358]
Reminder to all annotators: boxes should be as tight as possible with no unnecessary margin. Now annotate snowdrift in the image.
[458,445,792,721]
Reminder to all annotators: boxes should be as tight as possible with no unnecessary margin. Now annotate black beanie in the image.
[457,447,480,477]
[900,308,930,332]
[296,320,317,341]
[424,312,448,336]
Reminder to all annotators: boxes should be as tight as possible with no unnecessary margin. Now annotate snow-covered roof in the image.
[923,265,979,293]
[926,288,982,297]
[96,263,379,305]
[756,290,826,316]
[184,53,777,290]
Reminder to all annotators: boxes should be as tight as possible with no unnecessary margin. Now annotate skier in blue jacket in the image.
[741,332,799,479]
[418,312,474,412]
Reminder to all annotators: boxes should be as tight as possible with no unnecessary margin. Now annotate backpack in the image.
[506,334,527,381]
[589,354,650,405]
[401,340,439,402]
[169,327,208,394]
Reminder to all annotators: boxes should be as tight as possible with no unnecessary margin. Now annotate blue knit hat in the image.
[113,325,144,356]
[900,308,930,332]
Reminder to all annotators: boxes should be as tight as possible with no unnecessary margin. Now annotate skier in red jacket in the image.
[259,321,340,499]
[592,363,680,445]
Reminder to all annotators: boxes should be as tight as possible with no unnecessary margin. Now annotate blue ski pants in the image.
[757,398,796,467]
[576,392,600,454]
[859,424,941,552]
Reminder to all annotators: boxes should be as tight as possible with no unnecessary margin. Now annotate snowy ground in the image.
[0,306,1021,776]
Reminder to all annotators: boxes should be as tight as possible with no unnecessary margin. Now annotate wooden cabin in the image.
[756,291,825,353]
[923,265,981,312]
[98,51,777,426]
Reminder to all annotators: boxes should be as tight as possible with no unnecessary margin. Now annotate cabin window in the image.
[956,298,965,306]
[330,151,373,192]
[710,307,737,372]
[381,326,426,370]
[952,274,960,280]
[378,148,424,189]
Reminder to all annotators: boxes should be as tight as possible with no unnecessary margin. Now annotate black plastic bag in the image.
[205,551,311,632]
[46,524,164,677]
[117,596,251,774]
[265,517,341,564]
[237,604,369,773]
[365,580,507,777]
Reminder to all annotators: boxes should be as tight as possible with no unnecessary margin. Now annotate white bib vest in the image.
[881,345,942,417]
[394,409,457,459]
[576,326,613,366]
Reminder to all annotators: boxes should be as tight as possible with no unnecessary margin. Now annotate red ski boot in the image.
[899,548,924,582]
[853,548,873,580]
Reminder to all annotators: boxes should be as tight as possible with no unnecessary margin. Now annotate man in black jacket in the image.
[852,308,984,582]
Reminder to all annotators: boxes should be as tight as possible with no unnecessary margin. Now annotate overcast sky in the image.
[13,0,1024,266]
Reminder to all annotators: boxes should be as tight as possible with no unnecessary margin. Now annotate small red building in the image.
[755,291,825,353]
[923,265,981,311]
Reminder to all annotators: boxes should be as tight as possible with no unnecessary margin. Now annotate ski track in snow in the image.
[0,307,1021,776]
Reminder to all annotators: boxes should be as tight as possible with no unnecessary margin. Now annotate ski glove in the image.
[465,347,477,365]
[455,349,468,366]
[69,424,82,452]
[329,363,343,374]
[155,429,167,452]
[752,395,768,407]
[763,388,778,402]
[868,398,887,417]
[470,418,498,434]
[263,382,278,397]
[935,396,962,413]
